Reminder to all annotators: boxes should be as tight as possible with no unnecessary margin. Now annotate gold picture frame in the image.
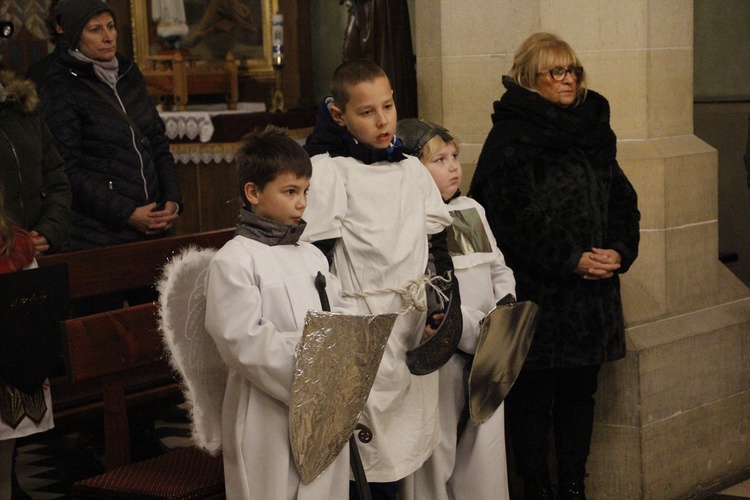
[130,0,277,79]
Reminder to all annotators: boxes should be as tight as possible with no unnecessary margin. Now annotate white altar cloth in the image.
[159,102,267,142]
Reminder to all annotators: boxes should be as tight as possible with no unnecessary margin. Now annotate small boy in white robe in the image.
[204,126,356,500]
[302,60,453,499]
[397,118,516,500]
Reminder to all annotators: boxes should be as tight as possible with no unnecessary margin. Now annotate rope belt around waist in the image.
[342,273,451,314]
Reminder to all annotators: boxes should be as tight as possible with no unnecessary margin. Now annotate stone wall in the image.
[413,0,750,497]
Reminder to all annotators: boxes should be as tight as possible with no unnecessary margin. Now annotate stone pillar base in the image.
[589,266,750,499]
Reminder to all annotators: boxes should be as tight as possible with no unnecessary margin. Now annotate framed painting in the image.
[131,0,277,77]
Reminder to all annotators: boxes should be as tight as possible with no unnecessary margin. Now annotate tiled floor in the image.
[11,412,750,499]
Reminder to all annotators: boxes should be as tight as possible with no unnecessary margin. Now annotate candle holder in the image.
[270,13,285,113]
[270,62,285,113]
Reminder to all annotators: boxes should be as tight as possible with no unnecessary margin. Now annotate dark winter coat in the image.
[41,51,182,251]
[470,77,640,369]
[0,70,71,253]
[27,43,67,95]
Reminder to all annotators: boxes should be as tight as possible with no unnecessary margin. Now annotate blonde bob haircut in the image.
[420,134,459,164]
[508,32,588,105]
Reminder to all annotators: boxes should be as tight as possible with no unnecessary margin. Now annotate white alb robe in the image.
[205,235,356,500]
[401,196,515,500]
[302,153,453,482]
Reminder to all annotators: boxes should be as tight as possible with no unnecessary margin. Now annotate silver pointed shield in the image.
[468,300,540,425]
[290,310,397,484]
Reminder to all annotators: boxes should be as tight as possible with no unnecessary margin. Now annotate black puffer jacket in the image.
[470,77,640,369]
[41,51,182,250]
[0,70,71,253]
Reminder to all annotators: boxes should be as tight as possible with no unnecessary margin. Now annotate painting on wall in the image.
[186,0,263,60]
[132,0,276,75]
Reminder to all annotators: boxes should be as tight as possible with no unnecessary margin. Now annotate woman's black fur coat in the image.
[470,77,640,369]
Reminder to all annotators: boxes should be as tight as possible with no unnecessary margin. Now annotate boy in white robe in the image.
[396,118,516,500]
[302,61,453,499]
[204,126,357,500]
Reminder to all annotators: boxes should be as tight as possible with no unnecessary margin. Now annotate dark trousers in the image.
[505,364,602,486]
[349,480,397,500]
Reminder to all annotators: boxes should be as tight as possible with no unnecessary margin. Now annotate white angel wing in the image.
[157,245,228,455]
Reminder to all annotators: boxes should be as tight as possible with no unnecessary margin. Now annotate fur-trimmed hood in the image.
[0,70,40,113]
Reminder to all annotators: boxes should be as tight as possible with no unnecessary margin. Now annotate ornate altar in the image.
[141,50,239,110]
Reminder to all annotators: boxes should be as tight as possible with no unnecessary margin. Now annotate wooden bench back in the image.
[63,303,162,383]
[40,229,235,470]
[62,302,164,470]
[38,228,234,300]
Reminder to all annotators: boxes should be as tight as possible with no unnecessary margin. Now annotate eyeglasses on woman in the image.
[538,66,583,81]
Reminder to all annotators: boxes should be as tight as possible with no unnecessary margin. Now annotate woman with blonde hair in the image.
[470,33,640,500]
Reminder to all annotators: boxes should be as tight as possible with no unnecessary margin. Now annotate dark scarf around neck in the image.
[493,76,615,156]
[304,123,407,165]
[235,207,306,246]
[470,76,617,192]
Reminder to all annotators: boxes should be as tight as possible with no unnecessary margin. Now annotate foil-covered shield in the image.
[406,291,462,375]
[468,299,539,424]
[447,207,492,257]
[290,310,397,484]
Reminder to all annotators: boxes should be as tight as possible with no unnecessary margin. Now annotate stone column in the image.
[414,0,750,498]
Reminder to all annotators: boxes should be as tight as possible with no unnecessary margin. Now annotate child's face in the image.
[245,173,310,225]
[422,141,462,200]
[330,76,396,149]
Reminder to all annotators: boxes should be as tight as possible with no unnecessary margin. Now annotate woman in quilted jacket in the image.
[41,0,182,252]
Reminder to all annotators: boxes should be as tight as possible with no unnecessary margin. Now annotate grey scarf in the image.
[70,48,119,88]
[235,207,306,246]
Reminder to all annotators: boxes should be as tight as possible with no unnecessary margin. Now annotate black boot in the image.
[557,480,586,500]
[523,480,555,500]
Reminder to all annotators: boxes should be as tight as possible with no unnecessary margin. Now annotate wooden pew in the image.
[62,302,163,469]
[36,228,235,457]
[38,228,234,300]
[63,303,225,499]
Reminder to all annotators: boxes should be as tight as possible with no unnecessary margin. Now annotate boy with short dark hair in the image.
[204,125,356,499]
[303,60,454,499]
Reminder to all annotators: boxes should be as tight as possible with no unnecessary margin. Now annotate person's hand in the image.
[128,201,179,234]
[146,201,180,234]
[29,230,50,256]
[574,247,621,280]
[423,312,445,342]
